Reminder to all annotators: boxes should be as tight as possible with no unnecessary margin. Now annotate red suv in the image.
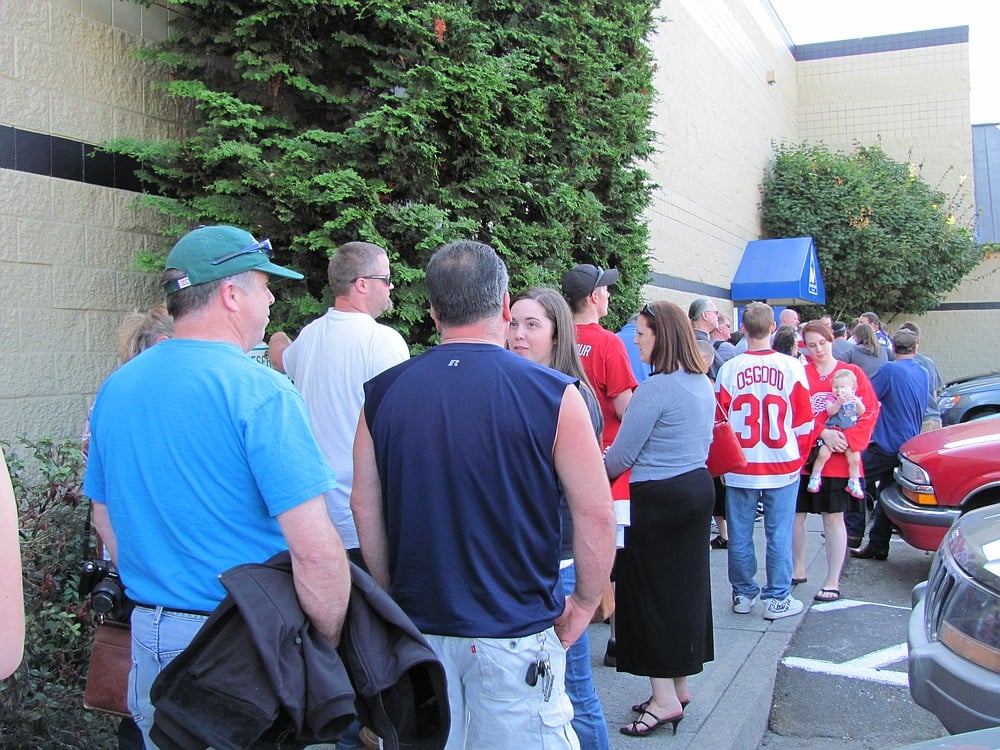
[880,416,1000,551]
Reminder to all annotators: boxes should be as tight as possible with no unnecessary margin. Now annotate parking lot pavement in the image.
[763,523,945,750]
[333,516,939,750]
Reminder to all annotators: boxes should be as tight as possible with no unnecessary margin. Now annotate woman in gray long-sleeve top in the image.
[839,323,888,378]
[604,301,715,738]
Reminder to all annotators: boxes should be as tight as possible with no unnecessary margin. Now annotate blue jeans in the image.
[846,445,896,541]
[726,481,798,601]
[334,720,364,749]
[129,606,208,749]
[560,564,609,750]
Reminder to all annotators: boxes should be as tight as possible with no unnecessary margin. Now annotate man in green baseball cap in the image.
[161,225,304,352]
[162,225,303,293]
[84,225,350,748]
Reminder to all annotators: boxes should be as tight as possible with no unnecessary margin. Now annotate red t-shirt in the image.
[575,323,638,449]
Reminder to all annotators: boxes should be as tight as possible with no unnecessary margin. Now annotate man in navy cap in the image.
[84,226,351,748]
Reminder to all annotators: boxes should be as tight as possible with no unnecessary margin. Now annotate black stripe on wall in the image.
[3,127,995,314]
[932,301,1000,312]
[648,272,732,300]
[0,125,146,193]
[644,273,998,312]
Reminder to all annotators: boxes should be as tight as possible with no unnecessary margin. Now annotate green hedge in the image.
[0,437,116,749]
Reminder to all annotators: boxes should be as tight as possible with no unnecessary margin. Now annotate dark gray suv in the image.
[908,505,1000,734]
[939,372,1000,426]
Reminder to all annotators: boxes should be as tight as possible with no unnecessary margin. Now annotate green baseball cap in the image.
[162,226,304,294]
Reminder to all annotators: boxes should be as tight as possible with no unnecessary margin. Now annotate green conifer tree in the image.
[112,0,657,344]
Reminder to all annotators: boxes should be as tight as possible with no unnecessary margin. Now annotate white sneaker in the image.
[732,593,756,614]
[763,596,804,620]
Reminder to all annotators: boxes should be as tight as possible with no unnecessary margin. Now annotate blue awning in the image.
[731,237,825,305]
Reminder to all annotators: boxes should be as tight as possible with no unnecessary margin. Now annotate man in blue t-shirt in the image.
[84,226,351,747]
[617,315,652,384]
[352,240,616,750]
[850,328,930,559]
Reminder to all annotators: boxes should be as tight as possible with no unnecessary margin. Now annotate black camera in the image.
[79,559,131,622]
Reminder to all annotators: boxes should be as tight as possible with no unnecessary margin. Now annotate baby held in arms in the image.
[807,369,866,499]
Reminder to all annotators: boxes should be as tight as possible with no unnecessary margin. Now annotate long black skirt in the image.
[616,468,715,678]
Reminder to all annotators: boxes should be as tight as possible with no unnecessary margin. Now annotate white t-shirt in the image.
[283,309,409,547]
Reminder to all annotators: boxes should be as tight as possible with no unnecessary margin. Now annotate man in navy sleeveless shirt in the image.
[352,240,616,750]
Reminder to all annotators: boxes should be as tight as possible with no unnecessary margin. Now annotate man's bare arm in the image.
[1,449,25,679]
[92,502,119,565]
[350,412,391,589]
[611,388,632,420]
[267,332,292,373]
[277,497,351,646]
[552,385,616,648]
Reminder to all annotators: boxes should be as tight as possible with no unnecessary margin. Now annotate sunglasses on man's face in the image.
[351,274,392,286]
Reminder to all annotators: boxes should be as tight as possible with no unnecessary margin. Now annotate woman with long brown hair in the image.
[793,321,879,601]
[841,322,888,379]
[604,301,715,737]
[507,287,609,750]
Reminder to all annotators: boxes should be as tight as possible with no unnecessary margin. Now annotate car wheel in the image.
[959,491,1000,515]
[962,407,1000,422]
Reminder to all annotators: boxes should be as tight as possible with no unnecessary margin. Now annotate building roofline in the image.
[793,26,969,61]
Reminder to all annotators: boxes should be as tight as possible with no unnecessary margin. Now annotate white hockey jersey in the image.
[715,350,814,489]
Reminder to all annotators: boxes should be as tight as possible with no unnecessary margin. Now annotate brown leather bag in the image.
[83,620,132,717]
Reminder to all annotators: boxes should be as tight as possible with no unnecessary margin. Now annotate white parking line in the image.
[844,643,909,670]
[809,598,910,612]
[781,652,909,687]
[782,604,911,687]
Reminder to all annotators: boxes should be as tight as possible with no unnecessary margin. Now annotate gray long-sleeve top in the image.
[839,344,888,379]
[604,369,715,483]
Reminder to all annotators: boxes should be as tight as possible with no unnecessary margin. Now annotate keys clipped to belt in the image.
[524,648,554,702]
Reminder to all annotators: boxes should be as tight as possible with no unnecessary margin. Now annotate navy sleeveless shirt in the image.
[363,343,574,638]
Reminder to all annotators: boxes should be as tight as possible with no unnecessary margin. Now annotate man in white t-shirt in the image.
[269,242,409,556]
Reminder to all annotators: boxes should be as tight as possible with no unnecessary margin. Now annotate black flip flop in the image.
[813,588,842,602]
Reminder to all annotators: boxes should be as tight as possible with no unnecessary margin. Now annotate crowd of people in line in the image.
[79,226,941,749]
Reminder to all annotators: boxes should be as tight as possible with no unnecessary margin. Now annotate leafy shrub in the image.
[0,436,116,749]
[761,141,983,320]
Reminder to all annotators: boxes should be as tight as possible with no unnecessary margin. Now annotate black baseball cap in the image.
[561,264,619,302]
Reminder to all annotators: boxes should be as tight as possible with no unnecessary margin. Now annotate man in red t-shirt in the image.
[562,264,638,449]
[562,263,637,668]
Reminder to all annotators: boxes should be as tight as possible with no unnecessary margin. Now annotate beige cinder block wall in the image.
[643,0,799,319]
[796,28,997,380]
[0,0,180,441]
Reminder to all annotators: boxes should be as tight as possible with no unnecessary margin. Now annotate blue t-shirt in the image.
[84,339,336,612]
[617,321,651,384]
[870,358,930,454]
[364,343,573,638]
